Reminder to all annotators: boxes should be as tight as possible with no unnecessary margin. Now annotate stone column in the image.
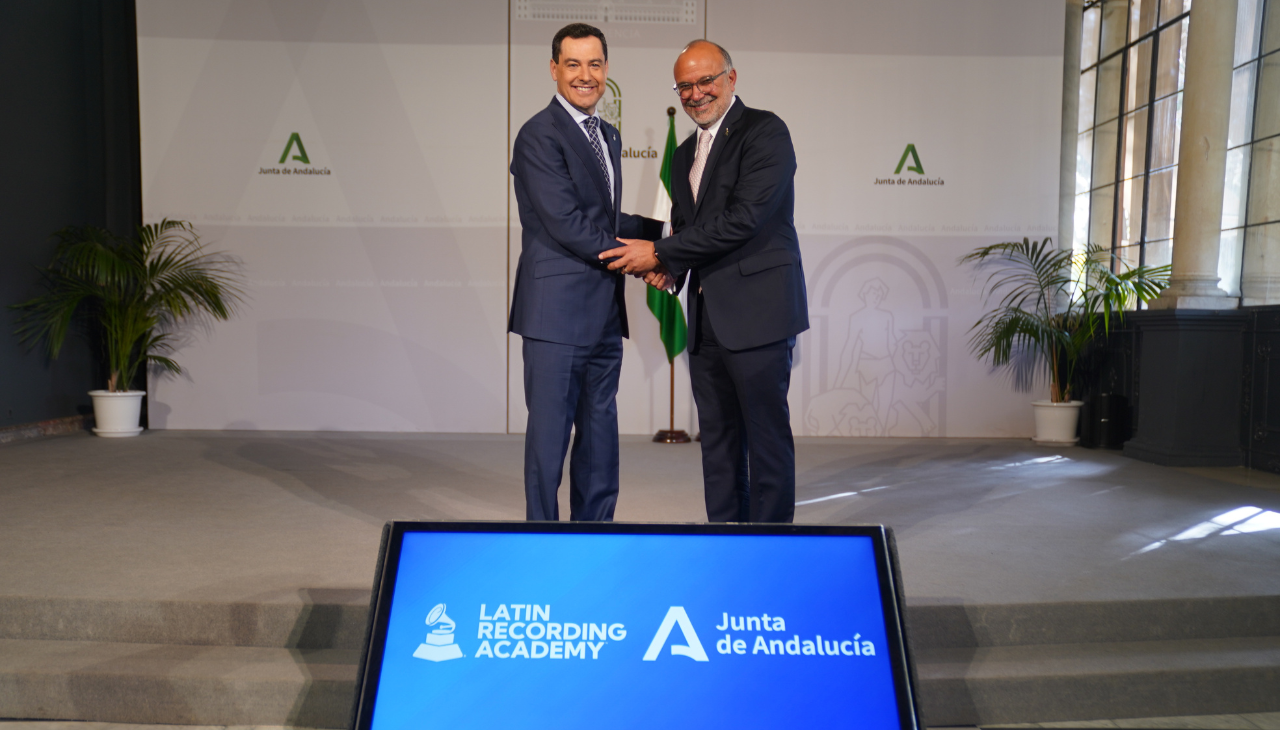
[1149,0,1240,310]
[1241,154,1280,305]
[1059,0,1084,253]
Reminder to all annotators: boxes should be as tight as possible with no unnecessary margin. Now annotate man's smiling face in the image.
[551,35,608,115]
[674,41,736,128]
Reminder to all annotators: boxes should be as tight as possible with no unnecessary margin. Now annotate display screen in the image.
[354,523,918,730]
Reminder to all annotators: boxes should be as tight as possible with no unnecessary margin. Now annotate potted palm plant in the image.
[961,237,1169,444]
[11,220,242,437]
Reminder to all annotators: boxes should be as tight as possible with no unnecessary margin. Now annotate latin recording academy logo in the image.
[412,603,464,662]
[411,603,876,664]
[412,603,625,662]
[258,132,332,177]
[874,143,944,187]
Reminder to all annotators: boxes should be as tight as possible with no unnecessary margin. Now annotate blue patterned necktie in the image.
[582,116,614,211]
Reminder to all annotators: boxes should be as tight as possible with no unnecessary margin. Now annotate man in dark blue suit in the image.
[601,40,808,523]
[509,24,663,521]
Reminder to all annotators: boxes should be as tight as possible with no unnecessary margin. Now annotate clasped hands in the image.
[598,238,674,291]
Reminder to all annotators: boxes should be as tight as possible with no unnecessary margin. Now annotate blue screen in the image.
[370,531,901,730]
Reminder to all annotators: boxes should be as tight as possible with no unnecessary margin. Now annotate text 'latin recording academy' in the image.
[409,602,880,663]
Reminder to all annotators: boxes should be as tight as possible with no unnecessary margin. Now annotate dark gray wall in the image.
[0,0,140,428]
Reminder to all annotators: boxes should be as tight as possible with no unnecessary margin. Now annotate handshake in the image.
[598,238,676,292]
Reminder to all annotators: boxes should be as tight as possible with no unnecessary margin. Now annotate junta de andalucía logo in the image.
[875,143,943,187]
[259,132,331,176]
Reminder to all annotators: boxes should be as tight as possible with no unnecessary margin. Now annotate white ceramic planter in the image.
[89,390,145,438]
[1031,400,1083,445]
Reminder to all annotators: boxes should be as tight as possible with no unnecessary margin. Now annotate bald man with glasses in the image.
[601,40,808,523]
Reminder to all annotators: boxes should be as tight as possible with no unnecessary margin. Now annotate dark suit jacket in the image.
[655,98,809,351]
[509,98,664,347]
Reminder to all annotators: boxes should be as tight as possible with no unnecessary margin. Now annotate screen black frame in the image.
[351,521,921,730]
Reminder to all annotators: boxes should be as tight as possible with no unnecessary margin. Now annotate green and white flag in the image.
[648,111,687,363]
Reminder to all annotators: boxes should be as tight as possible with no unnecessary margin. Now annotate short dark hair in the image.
[552,23,607,63]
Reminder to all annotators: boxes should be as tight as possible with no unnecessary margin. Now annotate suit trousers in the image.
[690,296,797,523]
[522,311,623,521]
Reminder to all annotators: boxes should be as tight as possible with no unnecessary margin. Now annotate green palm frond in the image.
[10,220,244,392]
[961,238,1169,403]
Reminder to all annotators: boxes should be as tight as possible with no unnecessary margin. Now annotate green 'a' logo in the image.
[278,133,310,165]
[894,143,924,175]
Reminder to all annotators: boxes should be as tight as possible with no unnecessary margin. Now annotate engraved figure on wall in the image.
[834,278,899,433]
[802,237,948,438]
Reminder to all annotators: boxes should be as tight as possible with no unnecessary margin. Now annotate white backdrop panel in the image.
[714,0,1063,438]
[139,0,1063,437]
[139,1,508,431]
[749,50,1063,438]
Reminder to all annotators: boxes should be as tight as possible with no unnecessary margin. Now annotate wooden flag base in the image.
[652,429,692,443]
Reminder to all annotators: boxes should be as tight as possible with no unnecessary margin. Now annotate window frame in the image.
[1078,0,1192,271]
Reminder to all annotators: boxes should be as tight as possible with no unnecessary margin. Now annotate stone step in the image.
[0,639,357,728]
[0,593,370,650]
[4,594,1278,651]
[2,636,1277,728]
[905,595,1280,649]
[915,636,1280,726]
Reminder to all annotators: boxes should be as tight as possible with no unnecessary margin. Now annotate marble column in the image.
[1241,130,1280,304]
[1149,0,1241,310]
[1059,0,1084,253]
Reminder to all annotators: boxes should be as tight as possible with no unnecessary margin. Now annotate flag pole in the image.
[653,357,690,443]
[651,106,690,445]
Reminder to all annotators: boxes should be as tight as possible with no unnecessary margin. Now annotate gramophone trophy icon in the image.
[412,603,465,662]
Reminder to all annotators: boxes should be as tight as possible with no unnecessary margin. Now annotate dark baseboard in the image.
[0,415,92,445]
[1123,438,1244,467]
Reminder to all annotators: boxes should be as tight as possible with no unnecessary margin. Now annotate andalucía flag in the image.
[648,109,688,362]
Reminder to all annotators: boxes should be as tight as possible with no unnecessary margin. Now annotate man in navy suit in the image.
[601,40,808,523]
[509,23,663,521]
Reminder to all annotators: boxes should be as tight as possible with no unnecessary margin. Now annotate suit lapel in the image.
[604,120,622,223]
[692,98,746,219]
[547,99,614,220]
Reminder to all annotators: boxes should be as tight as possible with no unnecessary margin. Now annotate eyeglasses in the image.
[673,70,727,98]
